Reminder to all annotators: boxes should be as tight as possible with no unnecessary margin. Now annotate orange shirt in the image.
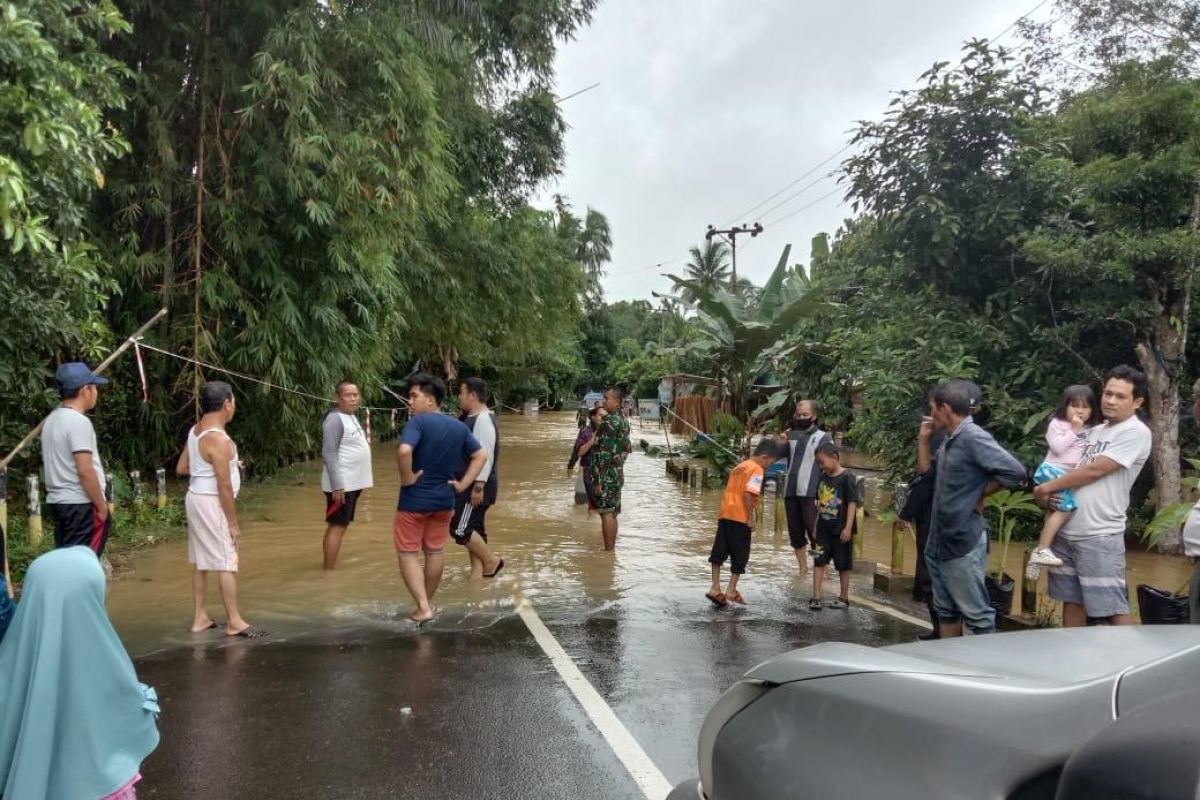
[719,459,765,523]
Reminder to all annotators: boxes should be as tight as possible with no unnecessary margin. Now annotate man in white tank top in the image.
[320,381,374,569]
[175,381,267,638]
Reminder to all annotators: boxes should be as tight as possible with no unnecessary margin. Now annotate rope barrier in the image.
[659,405,742,460]
[136,341,407,413]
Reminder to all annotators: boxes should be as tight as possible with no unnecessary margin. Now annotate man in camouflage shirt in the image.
[591,386,631,550]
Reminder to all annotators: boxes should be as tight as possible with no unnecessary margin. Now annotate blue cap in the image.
[55,362,109,392]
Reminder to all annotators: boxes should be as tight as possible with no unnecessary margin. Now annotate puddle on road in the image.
[105,412,1192,656]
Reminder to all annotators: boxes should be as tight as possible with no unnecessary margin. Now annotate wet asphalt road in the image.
[135,601,918,799]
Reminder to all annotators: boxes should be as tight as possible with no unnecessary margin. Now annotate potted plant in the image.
[1135,458,1200,623]
[983,489,1040,620]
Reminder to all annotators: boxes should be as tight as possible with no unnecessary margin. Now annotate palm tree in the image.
[576,207,613,306]
[553,195,612,309]
[676,240,731,304]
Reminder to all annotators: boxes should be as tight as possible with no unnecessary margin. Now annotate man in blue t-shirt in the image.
[395,372,486,623]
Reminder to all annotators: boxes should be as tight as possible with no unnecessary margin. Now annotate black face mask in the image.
[793,416,814,430]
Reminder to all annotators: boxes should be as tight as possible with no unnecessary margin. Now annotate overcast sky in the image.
[539,0,1052,302]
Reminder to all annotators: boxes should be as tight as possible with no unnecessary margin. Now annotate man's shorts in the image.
[1033,462,1077,512]
[450,501,490,545]
[813,524,853,572]
[186,492,238,572]
[1047,533,1130,618]
[709,519,752,575]
[48,503,111,556]
[393,510,453,555]
[594,483,622,515]
[784,496,818,550]
[324,490,362,525]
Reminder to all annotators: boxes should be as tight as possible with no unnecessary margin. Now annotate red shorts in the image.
[393,510,453,554]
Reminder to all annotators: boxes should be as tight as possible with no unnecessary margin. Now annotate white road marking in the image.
[848,593,934,630]
[516,599,673,800]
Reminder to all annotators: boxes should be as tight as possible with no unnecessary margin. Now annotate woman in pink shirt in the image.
[1028,385,1101,572]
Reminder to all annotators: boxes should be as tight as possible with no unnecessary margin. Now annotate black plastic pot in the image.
[1137,584,1191,625]
[986,573,1015,621]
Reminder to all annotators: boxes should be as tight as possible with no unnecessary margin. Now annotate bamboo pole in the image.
[0,308,168,472]
[26,476,41,546]
[0,308,168,596]
[156,468,167,510]
[890,521,905,575]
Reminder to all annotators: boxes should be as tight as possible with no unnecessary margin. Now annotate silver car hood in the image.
[745,626,1200,688]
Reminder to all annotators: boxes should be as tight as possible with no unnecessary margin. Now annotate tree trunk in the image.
[437,344,458,381]
[1136,328,1182,518]
[190,0,212,420]
[1134,192,1198,553]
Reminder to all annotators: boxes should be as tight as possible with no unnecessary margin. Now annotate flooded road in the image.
[111,413,921,797]
[107,412,916,655]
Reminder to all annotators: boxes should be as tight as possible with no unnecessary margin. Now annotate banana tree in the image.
[667,245,827,422]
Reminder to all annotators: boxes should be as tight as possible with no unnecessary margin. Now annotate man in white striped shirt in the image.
[778,399,831,577]
[451,378,504,579]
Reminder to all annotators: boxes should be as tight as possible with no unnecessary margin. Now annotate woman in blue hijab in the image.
[0,547,159,799]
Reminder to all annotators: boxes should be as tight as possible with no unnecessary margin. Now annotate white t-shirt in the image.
[41,407,105,505]
[1182,502,1200,557]
[320,411,374,492]
[1060,414,1152,539]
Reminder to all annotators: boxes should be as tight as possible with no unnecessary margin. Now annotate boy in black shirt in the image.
[809,441,860,610]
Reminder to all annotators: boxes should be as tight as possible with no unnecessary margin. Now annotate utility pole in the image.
[705,222,763,283]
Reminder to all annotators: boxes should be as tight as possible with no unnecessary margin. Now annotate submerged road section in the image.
[111,413,922,798]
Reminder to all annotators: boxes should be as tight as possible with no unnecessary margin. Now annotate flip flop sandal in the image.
[705,591,728,608]
[484,559,505,578]
[192,621,221,632]
[808,598,823,611]
[828,598,850,609]
[226,626,269,639]
[727,592,746,605]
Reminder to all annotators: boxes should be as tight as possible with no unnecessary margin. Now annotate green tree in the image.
[675,240,731,305]
[553,195,612,310]
[0,0,131,456]
[669,245,826,422]
[795,43,1085,478]
[1025,58,1200,540]
[89,0,597,469]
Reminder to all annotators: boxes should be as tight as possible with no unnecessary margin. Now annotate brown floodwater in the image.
[106,412,1195,654]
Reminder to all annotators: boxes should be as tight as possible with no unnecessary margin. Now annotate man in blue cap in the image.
[40,362,111,555]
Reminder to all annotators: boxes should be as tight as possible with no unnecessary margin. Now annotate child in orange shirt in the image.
[706,439,782,607]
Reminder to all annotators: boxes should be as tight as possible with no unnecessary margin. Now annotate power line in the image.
[608,0,1055,291]
[556,82,601,104]
[760,187,843,227]
[990,0,1053,43]
[721,145,852,226]
[606,256,684,279]
[749,171,838,226]
[713,0,1055,235]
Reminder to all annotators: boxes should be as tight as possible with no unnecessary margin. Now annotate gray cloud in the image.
[540,0,1045,300]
